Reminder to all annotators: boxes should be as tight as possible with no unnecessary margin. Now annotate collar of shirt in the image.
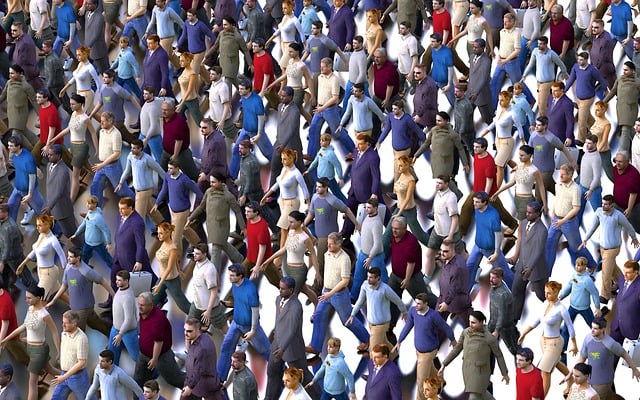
[416,307,428,316]
[393,113,404,120]
[169,171,182,180]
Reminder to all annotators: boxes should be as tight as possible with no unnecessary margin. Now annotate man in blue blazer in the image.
[364,344,401,400]
[610,260,640,345]
[141,34,174,99]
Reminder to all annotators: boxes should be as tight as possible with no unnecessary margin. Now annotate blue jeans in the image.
[321,390,350,400]
[230,129,274,178]
[90,162,135,207]
[116,76,142,99]
[435,81,455,107]
[122,16,148,49]
[217,321,270,378]
[82,243,113,267]
[577,184,602,222]
[308,106,354,159]
[518,36,538,73]
[53,35,81,58]
[108,326,140,365]
[341,81,370,117]
[310,288,370,352]
[545,216,597,276]
[139,133,163,163]
[560,305,594,360]
[466,246,513,291]
[8,188,45,221]
[490,59,535,109]
[350,251,388,302]
[51,369,94,400]
[614,34,634,59]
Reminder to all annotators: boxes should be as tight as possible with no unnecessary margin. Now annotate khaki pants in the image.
[135,189,154,220]
[160,36,180,69]
[600,247,622,301]
[416,349,439,400]
[171,208,200,256]
[369,322,393,351]
[38,266,62,300]
[576,97,595,143]
[537,81,554,117]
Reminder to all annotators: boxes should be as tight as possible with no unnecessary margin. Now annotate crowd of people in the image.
[1,0,640,398]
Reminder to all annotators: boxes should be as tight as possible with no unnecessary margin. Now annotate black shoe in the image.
[599,296,608,305]
[600,306,610,316]
[385,192,398,200]
[361,374,369,381]
[98,297,113,308]
[426,212,434,221]
[386,331,397,346]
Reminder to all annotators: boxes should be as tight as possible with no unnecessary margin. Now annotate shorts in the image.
[70,142,90,168]
[27,343,50,374]
[426,230,465,253]
[538,336,563,372]
[103,2,121,24]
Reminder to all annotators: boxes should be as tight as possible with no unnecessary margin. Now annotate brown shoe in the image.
[305,345,320,355]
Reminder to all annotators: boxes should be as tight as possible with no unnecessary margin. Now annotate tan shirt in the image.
[323,249,351,289]
[127,0,147,16]
[60,328,89,372]
[317,72,340,106]
[554,180,580,217]
[98,126,123,162]
[498,28,521,59]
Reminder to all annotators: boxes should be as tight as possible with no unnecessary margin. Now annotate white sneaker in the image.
[21,207,35,225]
[63,57,73,71]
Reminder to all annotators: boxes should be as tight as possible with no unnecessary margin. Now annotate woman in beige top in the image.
[176,52,204,127]
[365,9,386,61]
[382,156,429,247]
[590,100,613,181]
[152,222,191,314]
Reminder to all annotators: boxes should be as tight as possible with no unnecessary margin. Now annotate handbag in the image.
[554,147,580,169]
[622,336,640,368]
[130,271,153,296]
[334,51,351,72]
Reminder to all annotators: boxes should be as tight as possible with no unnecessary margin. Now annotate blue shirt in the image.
[240,92,265,133]
[431,46,453,85]
[398,307,455,352]
[178,20,216,54]
[231,278,260,326]
[523,48,566,83]
[559,271,600,311]
[63,262,103,310]
[474,205,501,251]
[565,64,608,100]
[340,96,385,131]
[156,171,203,213]
[610,1,633,37]
[55,2,76,39]
[300,6,320,37]
[378,112,425,150]
[351,282,406,325]
[86,365,143,400]
[74,208,111,246]
[11,149,38,192]
[110,47,141,79]
[121,152,165,191]
[307,145,343,180]
[584,207,637,249]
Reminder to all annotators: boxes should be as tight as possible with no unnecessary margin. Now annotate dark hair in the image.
[470,310,486,323]
[8,136,23,147]
[520,144,534,155]
[9,64,24,74]
[517,347,534,362]
[238,79,253,90]
[0,363,13,378]
[253,37,265,47]
[70,93,86,104]
[371,343,390,356]
[222,16,236,26]
[353,82,365,91]
[366,197,379,208]
[527,201,542,214]
[281,86,294,97]
[399,20,412,29]
[312,20,323,29]
[26,285,45,299]
[69,247,83,257]
[317,177,330,187]
[143,380,160,392]
[210,171,226,182]
[99,349,115,362]
[116,270,131,281]
[281,276,296,289]
[130,139,144,148]
[625,61,636,71]
[602,194,614,203]
[490,267,504,278]
[36,88,50,99]
[624,260,639,272]
[536,116,549,125]
[103,69,116,79]
[119,197,135,208]
[430,32,443,42]
[368,267,381,278]
[415,292,430,303]
[436,111,450,122]
[474,38,486,48]
[473,191,489,203]
[49,144,63,156]
[592,316,607,329]
[289,210,306,222]
[573,362,592,377]
[193,243,210,258]
[538,36,549,44]
[245,201,261,215]
[228,263,245,277]
[289,42,303,54]
[474,137,488,148]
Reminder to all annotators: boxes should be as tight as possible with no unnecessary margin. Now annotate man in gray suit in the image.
[467,38,493,126]
[265,276,319,400]
[81,0,109,73]
[42,144,80,247]
[507,201,548,321]
[0,363,22,400]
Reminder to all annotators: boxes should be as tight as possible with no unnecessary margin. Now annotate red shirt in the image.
[372,60,399,100]
[432,9,453,45]
[0,291,18,341]
[516,366,544,400]
[473,153,498,195]
[253,52,276,93]
[390,231,421,279]
[246,217,273,263]
[549,16,575,56]
[613,164,640,209]
[39,102,63,144]
[139,306,173,357]
[162,113,190,153]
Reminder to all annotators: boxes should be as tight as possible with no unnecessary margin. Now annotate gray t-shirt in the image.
[579,334,626,385]
[529,131,564,173]
[310,193,347,238]
[62,262,102,310]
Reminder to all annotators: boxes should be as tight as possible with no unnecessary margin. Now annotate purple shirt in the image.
[390,231,421,279]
